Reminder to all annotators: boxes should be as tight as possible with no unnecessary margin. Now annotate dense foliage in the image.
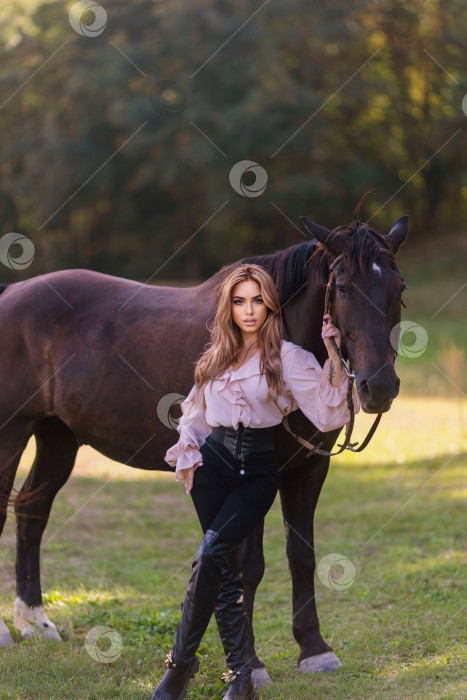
[0,0,465,281]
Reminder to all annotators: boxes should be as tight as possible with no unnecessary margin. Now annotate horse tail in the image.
[0,474,49,521]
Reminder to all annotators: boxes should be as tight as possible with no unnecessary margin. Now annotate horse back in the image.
[0,269,215,424]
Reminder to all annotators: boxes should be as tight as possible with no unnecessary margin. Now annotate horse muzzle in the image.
[356,368,400,414]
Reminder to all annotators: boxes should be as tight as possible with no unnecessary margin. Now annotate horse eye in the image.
[336,285,347,296]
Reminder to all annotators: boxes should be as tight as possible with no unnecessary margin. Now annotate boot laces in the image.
[165,650,176,668]
[222,669,241,684]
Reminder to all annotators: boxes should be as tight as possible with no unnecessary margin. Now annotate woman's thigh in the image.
[208,474,280,544]
[191,438,281,542]
[190,440,232,534]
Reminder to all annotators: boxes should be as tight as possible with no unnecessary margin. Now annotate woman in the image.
[151,263,359,700]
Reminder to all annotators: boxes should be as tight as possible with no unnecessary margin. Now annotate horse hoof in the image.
[0,619,15,646]
[298,651,343,673]
[0,632,15,646]
[252,667,272,688]
[41,625,61,642]
[21,623,61,642]
[14,599,61,642]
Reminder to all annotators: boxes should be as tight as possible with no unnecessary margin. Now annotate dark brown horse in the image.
[0,215,407,684]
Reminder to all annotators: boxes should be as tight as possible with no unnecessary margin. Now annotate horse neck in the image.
[280,268,328,362]
[203,246,329,360]
[242,247,329,362]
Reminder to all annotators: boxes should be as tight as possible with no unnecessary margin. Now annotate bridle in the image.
[282,249,400,458]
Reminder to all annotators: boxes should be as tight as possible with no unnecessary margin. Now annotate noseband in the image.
[283,249,399,457]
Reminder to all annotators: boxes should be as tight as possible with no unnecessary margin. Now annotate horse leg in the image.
[238,519,272,688]
[280,457,343,673]
[0,417,37,646]
[13,417,79,640]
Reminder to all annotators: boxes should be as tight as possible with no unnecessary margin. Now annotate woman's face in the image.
[230,279,268,342]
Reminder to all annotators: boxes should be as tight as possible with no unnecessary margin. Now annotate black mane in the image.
[242,240,319,305]
[308,220,394,277]
[212,219,393,306]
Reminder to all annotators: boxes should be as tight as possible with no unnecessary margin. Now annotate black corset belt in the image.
[209,422,275,459]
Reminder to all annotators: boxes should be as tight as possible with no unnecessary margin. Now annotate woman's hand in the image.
[179,461,202,495]
[321,314,341,354]
[321,314,343,387]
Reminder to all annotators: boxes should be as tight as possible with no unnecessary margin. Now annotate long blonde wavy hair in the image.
[193,263,286,411]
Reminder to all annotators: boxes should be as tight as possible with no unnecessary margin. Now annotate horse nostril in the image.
[394,376,400,397]
[358,375,400,405]
[359,378,370,399]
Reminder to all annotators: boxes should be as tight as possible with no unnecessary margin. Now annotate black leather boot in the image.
[150,650,199,700]
[215,547,258,700]
[150,529,236,700]
[222,670,258,700]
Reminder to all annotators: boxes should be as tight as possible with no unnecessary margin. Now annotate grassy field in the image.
[390,232,466,399]
[1,239,466,699]
[0,394,465,699]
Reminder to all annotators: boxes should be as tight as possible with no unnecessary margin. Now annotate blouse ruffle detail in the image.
[216,374,252,429]
[163,339,361,485]
[163,383,212,481]
[165,441,204,481]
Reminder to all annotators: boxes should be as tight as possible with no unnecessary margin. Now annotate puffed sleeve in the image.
[164,383,212,482]
[282,346,360,432]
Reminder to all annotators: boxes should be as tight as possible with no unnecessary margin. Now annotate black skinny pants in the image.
[190,432,282,544]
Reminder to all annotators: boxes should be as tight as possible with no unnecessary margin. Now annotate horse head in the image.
[301,215,408,414]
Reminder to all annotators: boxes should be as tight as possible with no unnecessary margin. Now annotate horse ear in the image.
[300,216,343,256]
[386,215,409,254]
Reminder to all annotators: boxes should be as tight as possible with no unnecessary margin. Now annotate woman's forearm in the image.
[329,353,343,387]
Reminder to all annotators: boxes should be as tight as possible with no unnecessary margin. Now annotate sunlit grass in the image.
[0,395,465,698]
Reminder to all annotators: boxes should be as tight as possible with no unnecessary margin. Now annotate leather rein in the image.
[282,251,398,458]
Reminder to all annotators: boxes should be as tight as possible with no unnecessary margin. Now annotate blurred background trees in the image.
[0,0,465,282]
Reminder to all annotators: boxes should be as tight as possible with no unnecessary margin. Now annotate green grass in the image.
[394,239,466,398]
[0,393,465,699]
[1,241,466,698]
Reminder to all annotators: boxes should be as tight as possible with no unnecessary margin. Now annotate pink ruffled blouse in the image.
[165,339,360,481]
